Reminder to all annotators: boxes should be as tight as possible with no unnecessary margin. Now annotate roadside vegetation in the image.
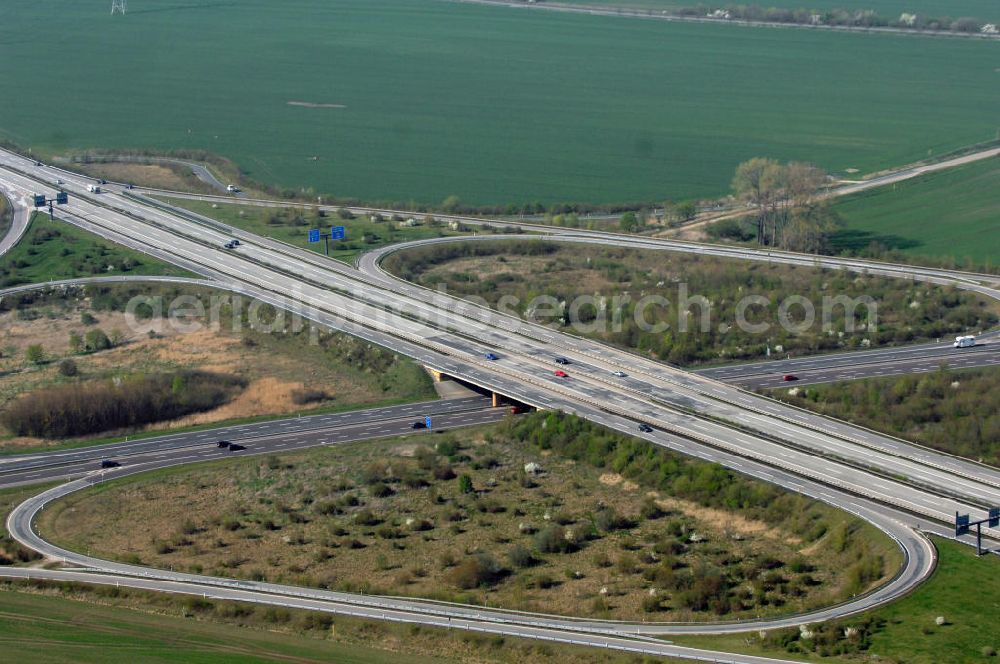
[0,583,707,664]
[677,537,1000,662]
[0,284,436,453]
[384,241,997,366]
[769,367,1000,466]
[0,194,11,241]
[39,411,899,622]
[0,484,50,566]
[0,214,191,287]
[704,154,1000,273]
[560,0,1000,32]
[68,159,220,195]
[155,197,519,264]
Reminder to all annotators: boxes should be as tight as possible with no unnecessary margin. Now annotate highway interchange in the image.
[0,147,998,661]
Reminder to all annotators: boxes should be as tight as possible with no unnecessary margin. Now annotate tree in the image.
[25,344,45,365]
[732,158,829,249]
[109,328,126,347]
[68,331,83,354]
[458,474,474,494]
[619,211,641,233]
[58,359,79,377]
[676,200,698,221]
[83,329,111,352]
[441,195,462,214]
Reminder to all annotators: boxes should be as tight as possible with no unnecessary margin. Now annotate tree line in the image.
[2,371,246,439]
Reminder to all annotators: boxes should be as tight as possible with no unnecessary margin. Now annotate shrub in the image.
[458,474,474,494]
[290,388,328,405]
[57,359,78,376]
[446,552,505,589]
[508,544,536,568]
[534,526,575,554]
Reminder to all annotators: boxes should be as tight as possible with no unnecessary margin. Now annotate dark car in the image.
[412,420,427,429]
[484,352,499,361]
[216,440,231,448]
[638,423,653,433]
[99,179,108,185]
[100,460,121,469]
[228,443,246,451]
[555,357,570,365]
[125,183,135,190]
[782,374,798,382]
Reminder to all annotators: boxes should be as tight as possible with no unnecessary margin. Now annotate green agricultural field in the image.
[566,0,1000,21]
[1,1,998,206]
[0,214,192,286]
[830,156,1000,267]
[0,588,447,664]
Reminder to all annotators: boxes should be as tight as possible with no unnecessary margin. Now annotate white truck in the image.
[87,184,101,193]
[954,335,976,348]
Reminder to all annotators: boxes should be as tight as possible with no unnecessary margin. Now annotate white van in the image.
[954,335,976,348]
[87,184,101,193]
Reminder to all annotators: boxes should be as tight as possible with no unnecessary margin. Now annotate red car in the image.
[554,370,568,378]
[782,374,798,382]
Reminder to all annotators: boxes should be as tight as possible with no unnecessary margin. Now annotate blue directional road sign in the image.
[990,508,1000,528]
[424,416,432,429]
[331,226,346,240]
[55,192,69,205]
[956,513,970,536]
[308,229,321,243]
[32,194,46,208]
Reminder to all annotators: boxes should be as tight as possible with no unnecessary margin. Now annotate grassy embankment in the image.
[675,536,1000,662]
[0,284,436,454]
[768,366,1000,466]
[0,194,11,242]
[0,213,193,287]
[154,197,501,264]
[38,412,899,623]
[68,159,222,196]
[3,1,998,206]
[384,241,998,366]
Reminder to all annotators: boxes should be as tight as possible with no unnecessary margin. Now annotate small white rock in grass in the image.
[936,615,947,626]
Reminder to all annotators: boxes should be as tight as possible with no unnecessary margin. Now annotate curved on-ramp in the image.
[3,426,934,645]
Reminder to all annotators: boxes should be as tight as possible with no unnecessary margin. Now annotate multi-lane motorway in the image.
[0,396,497,488]
[700,335,1000,389]
[1,147,999,661]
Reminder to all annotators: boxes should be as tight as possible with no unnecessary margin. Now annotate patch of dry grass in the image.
[0,291,434,452]
[41,426,892,623]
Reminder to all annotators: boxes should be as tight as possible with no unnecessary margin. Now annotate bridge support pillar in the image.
[492,392,499,408]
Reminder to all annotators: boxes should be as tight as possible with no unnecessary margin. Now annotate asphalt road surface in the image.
[700,336,1000,388]
[0,396,496,489]
[3,147,1000,660]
